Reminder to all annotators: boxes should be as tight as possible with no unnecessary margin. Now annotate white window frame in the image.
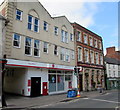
[54,45,58,56]
[65,31,68,43]
[61,30,65,42]
[34,39,40,57]
[25,37,32,56]
[78,47,83,62]
[94,39,98,48]
[43,42,48,53]
[34,17,39,32]
[90,50,94,64]
[65,49,70,62]
[28,15,33,31]
[84,34,88,44]
[13,33,21,48]
[16,9,23,21]
[70,33,74,42]
[95,52,99,64]
[84,48,89,63]
[54,26,58,35]
[61,30,68,43]
[89,36,93,46]
[44,21,48,31]
[60,48,65,61]
[28,15,39,32]
[77,31,81,42]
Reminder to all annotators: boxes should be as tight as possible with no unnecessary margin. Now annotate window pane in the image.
[17,10,21,15]
[16,10,22,20]
[16,16,21,20]
[34,25,38,32]
[35,18,38,25]
[13,34,20,47]
[28,15,32,23]
[25,46,31,55]
[28,23,32,30]
[26,37,31,46]
[14,41,19,47]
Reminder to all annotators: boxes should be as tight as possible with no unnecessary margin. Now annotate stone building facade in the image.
[72,23,105,91]
[0,0,76,96]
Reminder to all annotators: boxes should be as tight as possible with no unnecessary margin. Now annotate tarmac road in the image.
[41,90,120,109]
[2,89,120,110]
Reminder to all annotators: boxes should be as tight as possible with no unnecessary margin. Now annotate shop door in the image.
[31,77,41,97]
[79,74,83,91]
[43,82,48,96]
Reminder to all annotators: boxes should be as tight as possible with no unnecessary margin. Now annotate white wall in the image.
[106,63,119,78]
[27,68,48,95]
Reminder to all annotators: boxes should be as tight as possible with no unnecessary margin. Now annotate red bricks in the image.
[105,46,120,60]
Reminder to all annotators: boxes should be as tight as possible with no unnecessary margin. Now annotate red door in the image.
[43,82,48,96]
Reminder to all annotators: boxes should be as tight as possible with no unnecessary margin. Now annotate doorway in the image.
[31,77,41,97]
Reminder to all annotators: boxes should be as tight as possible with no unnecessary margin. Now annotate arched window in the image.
[28,9,39,32]
[61,25,68,43]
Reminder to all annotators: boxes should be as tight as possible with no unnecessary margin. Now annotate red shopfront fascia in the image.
[6,59,74,71]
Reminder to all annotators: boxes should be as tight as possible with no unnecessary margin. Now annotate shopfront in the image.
[4,59,75,96]
[48,70,73,94]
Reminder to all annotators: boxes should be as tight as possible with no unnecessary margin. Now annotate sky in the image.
[0,0,119,54]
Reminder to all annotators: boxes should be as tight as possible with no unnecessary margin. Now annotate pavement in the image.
[1,89,117,109]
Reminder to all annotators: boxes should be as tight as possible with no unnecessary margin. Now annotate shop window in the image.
[49,74,56,83]
[49,74,56,92]
[57,75,64,91]
[65,75,72,81]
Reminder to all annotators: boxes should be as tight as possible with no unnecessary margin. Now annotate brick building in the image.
[105,46,120,60]
[72,23,105,91]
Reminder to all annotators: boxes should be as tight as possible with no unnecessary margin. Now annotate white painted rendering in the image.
[106,63,119,78]
[27,68,48,95]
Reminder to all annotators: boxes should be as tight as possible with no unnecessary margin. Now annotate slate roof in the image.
[104,57,120,65]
